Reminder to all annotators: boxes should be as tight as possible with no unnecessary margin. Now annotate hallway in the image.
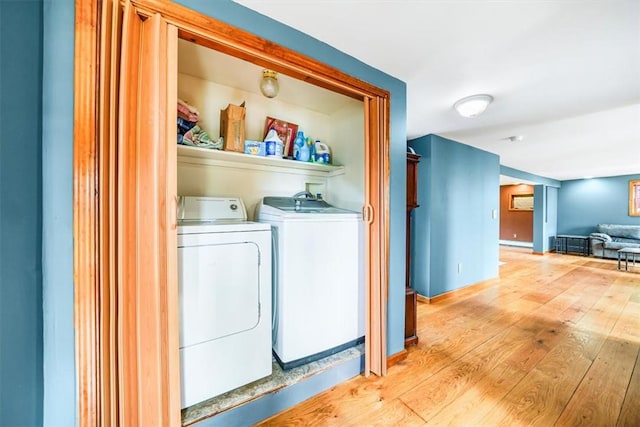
[257,247,640,426]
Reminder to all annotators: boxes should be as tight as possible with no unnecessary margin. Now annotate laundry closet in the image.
[80,3,392,424]
[176,40,365,214]
[176,38,368,418]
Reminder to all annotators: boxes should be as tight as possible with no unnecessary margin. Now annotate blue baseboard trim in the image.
[193,355,364,426]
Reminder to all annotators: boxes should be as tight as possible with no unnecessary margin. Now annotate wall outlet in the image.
[457,263,462,274]
[492,209,497,219]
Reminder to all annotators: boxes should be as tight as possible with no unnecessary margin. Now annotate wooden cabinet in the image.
[407,153,420,210]
[405,152,421,347]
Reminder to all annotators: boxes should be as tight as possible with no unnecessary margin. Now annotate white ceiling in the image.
[178,39,353,115]
[234,0,640,181]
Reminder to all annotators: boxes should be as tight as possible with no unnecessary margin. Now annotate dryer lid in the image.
[178,196,247,221]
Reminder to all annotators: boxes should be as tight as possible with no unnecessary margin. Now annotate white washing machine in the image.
[178,196,271,408]
[257,195,364,370]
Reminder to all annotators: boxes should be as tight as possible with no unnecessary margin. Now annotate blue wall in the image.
[0,1,44,426]
[558,174,640,235]
[409,135,500,298]
[42,0,76,425]
[40,1,407,425]
[546,186,558,250]
[532,185,559,253]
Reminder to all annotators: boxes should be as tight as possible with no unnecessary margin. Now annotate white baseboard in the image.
[500,240,533,248]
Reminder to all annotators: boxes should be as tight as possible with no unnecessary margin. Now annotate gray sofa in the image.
[589,224,640,259]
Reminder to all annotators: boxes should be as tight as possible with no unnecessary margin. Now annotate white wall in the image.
[177,70,365,216]
[178,155,332,220]
[327,102,365,212]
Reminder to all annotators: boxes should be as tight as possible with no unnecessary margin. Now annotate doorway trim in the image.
[74,0,391,425]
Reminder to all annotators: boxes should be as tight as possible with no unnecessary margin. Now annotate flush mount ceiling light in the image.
[259,69,279,98]
[453,94,493,118]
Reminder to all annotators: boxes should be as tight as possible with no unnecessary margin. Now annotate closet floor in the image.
[181,344,364,425]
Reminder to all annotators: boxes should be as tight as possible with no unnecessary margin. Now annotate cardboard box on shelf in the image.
[220,101,246,152]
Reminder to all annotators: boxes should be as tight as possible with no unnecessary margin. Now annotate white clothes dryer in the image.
[178,196,271,408]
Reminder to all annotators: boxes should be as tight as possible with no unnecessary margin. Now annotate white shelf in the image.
[177,144,345,177]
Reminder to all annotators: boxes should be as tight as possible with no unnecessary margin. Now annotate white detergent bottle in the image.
[264,128,284,158]
[314,141,330,164]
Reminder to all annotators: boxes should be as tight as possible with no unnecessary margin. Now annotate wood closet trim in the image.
[75,0,123,424]
[74,0,391,425]
[130,0,388,101]
[74,0,101,425]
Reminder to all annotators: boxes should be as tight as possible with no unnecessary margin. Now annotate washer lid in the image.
[178,196,246,221]
[258,199,361,219]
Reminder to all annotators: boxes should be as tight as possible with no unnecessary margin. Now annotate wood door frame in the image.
[74,0,391,425]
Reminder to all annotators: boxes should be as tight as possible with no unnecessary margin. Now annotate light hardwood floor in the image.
[256,246,640,426]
